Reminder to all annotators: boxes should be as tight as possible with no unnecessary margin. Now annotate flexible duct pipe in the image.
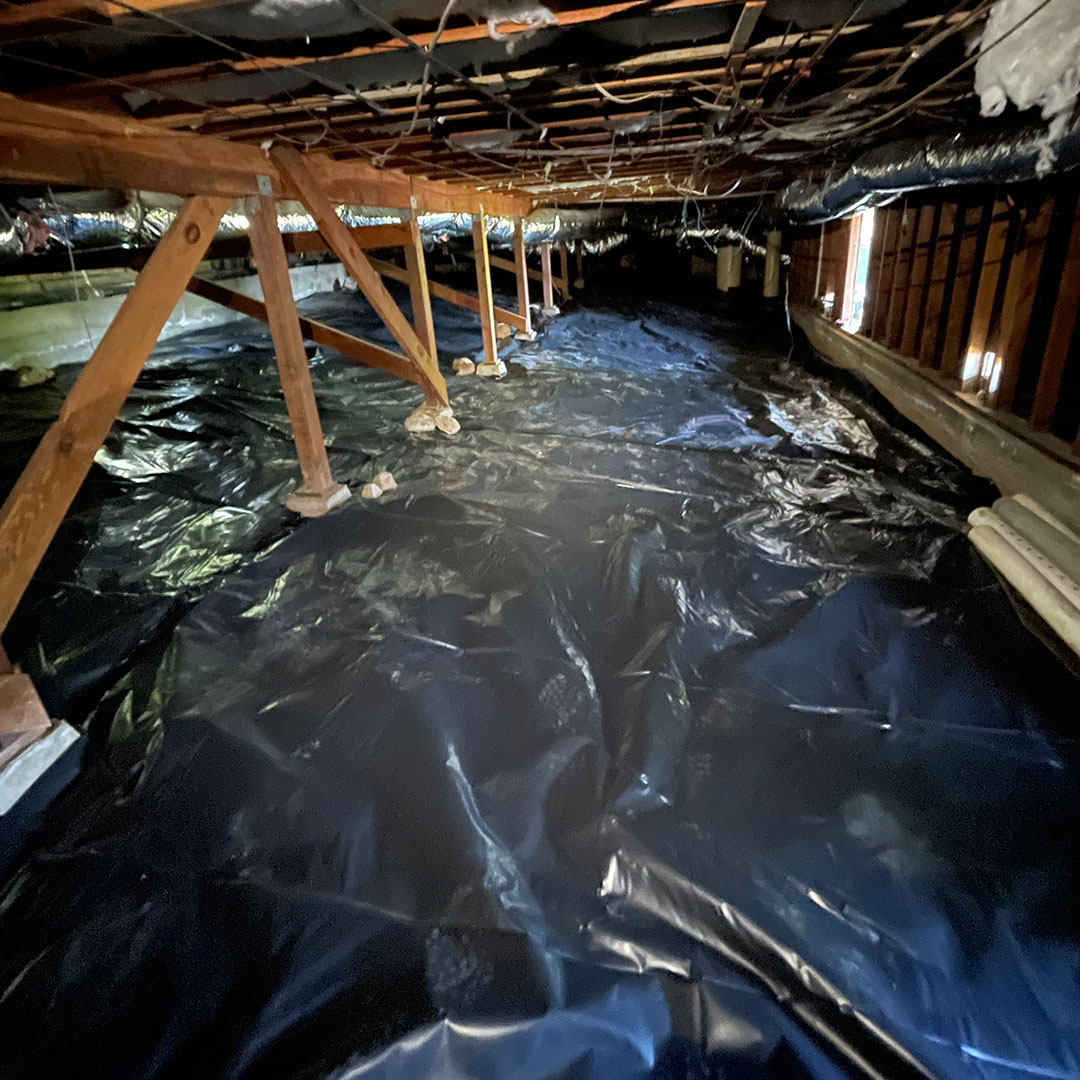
[781,113,1080,224]
[968,507,1080,658]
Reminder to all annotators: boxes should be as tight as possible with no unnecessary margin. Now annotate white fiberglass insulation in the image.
[974,0,1080,174]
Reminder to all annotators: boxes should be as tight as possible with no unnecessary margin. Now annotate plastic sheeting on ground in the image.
[0,281,1078,1080]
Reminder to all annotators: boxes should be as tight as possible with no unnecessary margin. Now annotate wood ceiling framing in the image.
[0,0,991,205]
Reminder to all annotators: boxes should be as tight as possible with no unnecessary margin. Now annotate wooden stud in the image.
[472,208,499,368]
[885,202,919,349]
[917,202,954,365]
[868,206,900,342]
[860,211,886,336]
[513,218,534,338]
[994,195,1055,412]
[400,206,438,366]
[940,200,988,380]
[0,195,230,634]
[272,145,448,406]
[558,243,572,297]
[899,204,936,357]
[540,242,557,312]
[248,194,349,516]
[963,199,1012,391]
[1030,207,1080,429]
[925,202,965,369]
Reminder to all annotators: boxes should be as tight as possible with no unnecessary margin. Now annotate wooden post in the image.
[920,202,961,367]
[558,243,571,297]
[471,208,499,369]
[248,193,350,517]
[400,204,438,368]
[728,244,743,289]
[574,245,584,289]
[272,146,448,406]
[540,241,557,313]
[513,217,534,339]
[0,195,231,635]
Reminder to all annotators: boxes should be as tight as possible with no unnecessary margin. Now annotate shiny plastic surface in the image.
[1,283,1078,1080]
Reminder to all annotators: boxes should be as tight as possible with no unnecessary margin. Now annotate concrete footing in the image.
[285,481,351,517]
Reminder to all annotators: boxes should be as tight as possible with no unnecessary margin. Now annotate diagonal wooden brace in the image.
[0,195,231,635]
[272,145,449,407]
[185,276,428,391]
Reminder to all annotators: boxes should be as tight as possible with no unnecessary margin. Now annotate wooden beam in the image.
[1030,207,1080,429]
[0,93,532,215]
[472,209,499,368]
[558,243,572,298]
[513,218,533,337]
[728,0,767,79]
[0,195,230,635]
[400,207,438,364]
[368,257,528,332]
[184,277,429,390]
[273,145,449,406]
[248,194,347,514]
[868,206,900,342]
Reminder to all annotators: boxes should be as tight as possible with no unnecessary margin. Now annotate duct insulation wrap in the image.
[0,193,617,262]
[780,113,1080,224]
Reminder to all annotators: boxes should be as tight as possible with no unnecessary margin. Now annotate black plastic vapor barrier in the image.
[0,281,1078,1080]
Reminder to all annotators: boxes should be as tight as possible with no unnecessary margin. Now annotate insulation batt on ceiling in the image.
[974,0,1080,174]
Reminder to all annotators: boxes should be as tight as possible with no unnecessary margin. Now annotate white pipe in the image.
[993,497,1080,589]
[763,229,781,298]
[968,507,1080,658]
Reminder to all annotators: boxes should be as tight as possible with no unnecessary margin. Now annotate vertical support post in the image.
[471,207,499,368]
[0,195,231,635]
[763,229,782,298]
[716,246,728,291]
[558,243,571,297]
[574,246,584,289]
[728,244,743,289]
[401,202,438,382]
[540,242,557,314]
[248,194,350,517]
[512,217,534,340]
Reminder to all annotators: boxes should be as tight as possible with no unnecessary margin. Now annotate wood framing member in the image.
[368,258,528,333]
[0,195,230,635]
[513,218,534,338]
[0,93,532,216]
[400,207,438,363]
[248,193,349,517]
[558,244,572,298]
[272,145,449,406]
[540,243,556,311]
[184,278,431,390]
[472,209,499,368]
[792,304,1080,538]
[490,254,547,289]
[1030,206,1080,430]
[962,199,1011,390]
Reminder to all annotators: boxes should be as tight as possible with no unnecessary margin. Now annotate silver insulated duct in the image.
[781,114,1080,224]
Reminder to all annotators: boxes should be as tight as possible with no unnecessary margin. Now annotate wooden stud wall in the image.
[789,181,1080,457]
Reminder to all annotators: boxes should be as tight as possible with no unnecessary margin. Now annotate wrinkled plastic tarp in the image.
[1,283,1078,1080]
